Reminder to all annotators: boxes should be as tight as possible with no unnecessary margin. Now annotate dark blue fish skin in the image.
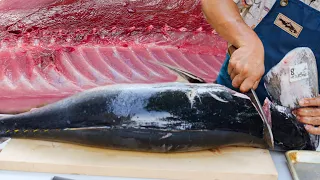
[268,101,318,151]
[0,83,272,153]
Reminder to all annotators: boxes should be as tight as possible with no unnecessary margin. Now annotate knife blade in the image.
[247,89,266,120]
[246,89,274,149]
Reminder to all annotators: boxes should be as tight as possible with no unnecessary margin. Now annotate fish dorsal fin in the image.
[149,61,206,83]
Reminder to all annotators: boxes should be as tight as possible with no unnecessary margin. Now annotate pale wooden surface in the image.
[0,139,278,180]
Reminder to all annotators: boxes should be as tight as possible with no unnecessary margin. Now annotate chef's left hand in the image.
[294,97,320,135]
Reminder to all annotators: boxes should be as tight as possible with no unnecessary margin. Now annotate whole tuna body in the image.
[0,82,274,153]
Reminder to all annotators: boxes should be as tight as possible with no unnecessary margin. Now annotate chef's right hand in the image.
[201,0,265,92]
[227,39,265,93]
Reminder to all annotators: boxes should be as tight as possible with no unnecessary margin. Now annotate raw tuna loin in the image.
[0,0,227,113]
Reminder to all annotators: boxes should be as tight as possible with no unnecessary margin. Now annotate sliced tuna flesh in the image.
[0,0,227,113]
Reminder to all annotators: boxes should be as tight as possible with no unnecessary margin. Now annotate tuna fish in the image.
[0,0,227,114]
[0,69,274,153]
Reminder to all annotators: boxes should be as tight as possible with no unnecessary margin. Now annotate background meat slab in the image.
[0,0,227,113]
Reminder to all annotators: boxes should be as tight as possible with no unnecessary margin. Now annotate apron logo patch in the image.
[274,13,303,38]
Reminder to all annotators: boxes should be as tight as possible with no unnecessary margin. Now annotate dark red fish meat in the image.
[0,0,227,114]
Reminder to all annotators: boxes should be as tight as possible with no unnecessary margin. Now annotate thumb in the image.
[299,96,320,107]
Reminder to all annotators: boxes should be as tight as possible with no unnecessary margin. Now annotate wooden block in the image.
[0,139,278,180]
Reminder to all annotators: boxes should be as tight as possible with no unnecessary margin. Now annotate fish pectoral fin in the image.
[147,61,206,83]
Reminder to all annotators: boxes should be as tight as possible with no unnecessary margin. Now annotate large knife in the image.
[228,45,274,149]
[247,89,267,124]
[227,45,268,120]
[247,88,274,149]
[227,45,268,119]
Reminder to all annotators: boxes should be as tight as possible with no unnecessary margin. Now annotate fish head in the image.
[263,47,319,109]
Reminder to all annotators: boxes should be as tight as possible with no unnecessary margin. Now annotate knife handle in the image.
[228,45,237,56]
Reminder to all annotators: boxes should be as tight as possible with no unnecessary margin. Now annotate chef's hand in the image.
[294,97,320,135]
[228,39,265,93]
[201,0,265,93]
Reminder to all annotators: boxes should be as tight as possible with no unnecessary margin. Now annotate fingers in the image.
[253,80,260,90]
[227,54,236,75]
[228,58,253,90]
[294,108,320,117]
[226,46,264,92]
[228,53,241,80]
[239,78,260,92]
[304,125,320,135]
[230,69,238,81]
[231,74,245,88]
[232,74,261,92]
[294,107,320,135]
[230,75,260,92]
[240,77,261,92]
[296,116,320,125]
[228,57,237,79]
[299,97,320,107]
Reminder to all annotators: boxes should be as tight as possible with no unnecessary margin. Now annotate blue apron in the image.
[216,0,320,104]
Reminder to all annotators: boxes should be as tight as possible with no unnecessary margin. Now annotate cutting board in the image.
[0,139,278,180]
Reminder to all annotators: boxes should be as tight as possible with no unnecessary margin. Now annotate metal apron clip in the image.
[280,0,288,6]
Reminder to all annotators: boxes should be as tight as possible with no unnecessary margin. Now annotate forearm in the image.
[201,0,261,48]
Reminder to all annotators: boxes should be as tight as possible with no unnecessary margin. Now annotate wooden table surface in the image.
[0,139,278,180]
